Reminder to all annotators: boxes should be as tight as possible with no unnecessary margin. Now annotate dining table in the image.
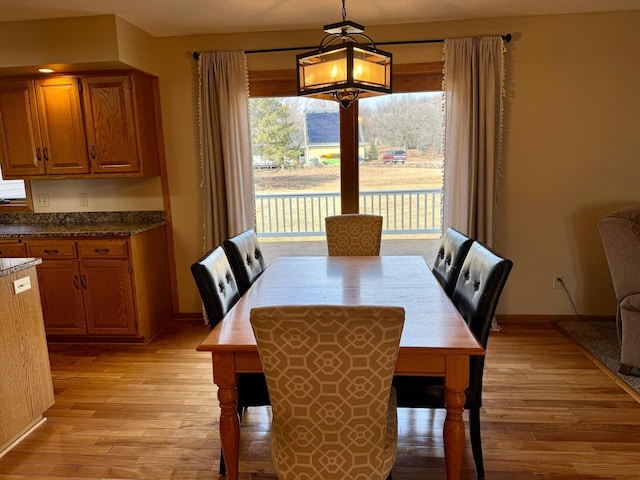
[196,255,485,479]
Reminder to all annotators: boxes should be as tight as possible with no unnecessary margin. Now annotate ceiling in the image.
[2,0,640,37]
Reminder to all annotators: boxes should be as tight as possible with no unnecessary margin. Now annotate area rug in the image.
[557,320,640,394]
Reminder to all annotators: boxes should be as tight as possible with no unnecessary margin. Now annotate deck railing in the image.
[256,189,442,237]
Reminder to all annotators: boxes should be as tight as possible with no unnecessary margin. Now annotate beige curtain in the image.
[442,36,506,248]
[198,51,254,251]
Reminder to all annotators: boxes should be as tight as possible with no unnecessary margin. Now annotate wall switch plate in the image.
[13,276,31,294]
[79,192,88,206]
[36,194,49,207]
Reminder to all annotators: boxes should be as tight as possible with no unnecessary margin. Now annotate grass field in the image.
[254,157,444,193]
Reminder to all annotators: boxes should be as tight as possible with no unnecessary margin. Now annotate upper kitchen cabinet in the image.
[0,71,162,179]
[82,72,160,176]
[0,77,89,177]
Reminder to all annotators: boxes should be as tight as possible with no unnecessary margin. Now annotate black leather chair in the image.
[190,246,270,475]
[432,227,474,297]
[393,241,512,479]
[223,229,267,295]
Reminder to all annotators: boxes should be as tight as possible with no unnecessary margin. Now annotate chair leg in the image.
[469,407,485,480]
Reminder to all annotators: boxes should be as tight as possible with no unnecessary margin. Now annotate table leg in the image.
[443,355,470,480]
[213,352,240,479]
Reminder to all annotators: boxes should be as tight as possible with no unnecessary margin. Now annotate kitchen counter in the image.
[0,211,166,238]
[0,257,42,276]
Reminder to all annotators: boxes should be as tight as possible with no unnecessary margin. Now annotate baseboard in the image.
[496,314,616,323]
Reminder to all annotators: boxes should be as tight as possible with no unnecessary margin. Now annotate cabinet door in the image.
[0,80,45,177]
[36,260,87,335]
[36,77,89,175]
[82,75,139,174]
[81,259,137,335]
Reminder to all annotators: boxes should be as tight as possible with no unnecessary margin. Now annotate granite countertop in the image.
[0,257,42,276]
[0,211,166,238]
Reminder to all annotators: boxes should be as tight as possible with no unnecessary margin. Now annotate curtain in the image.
[442,36,506,248]
[198,51,254,251]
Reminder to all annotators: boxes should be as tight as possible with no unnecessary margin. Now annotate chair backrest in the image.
[432,228,474,297]
[223,229,267,295]
[598,205,640,302]
[451,242,512,401]
[190,246,241,328]
[250,305,405,480]
[325,214,383,256]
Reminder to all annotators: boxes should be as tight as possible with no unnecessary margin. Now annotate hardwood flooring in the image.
[1,320,639,479]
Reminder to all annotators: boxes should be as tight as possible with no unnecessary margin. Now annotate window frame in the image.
[0,179,33,212]
[248,62,443,213]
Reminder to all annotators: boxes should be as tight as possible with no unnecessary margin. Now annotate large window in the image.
[248,63,443,242]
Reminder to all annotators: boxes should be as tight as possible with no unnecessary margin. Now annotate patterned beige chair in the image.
[325,214,383,256]
[250,305,405,480]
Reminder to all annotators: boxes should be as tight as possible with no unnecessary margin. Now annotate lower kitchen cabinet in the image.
[34,258,87,335]
[23,226,172,342]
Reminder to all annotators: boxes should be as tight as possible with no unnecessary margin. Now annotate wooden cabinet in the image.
[82,72,160,176]
[0,71,161,179]
[0,240,27,257]
[0,77,88,177]
[22,227,171,341]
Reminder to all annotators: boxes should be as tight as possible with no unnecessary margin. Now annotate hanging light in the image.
[296,0,392,109]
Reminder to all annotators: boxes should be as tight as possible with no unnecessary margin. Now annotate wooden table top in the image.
[197,256,484,356]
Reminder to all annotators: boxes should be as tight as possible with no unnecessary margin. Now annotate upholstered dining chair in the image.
[190,246,270,475]
[432,227,474,297]
[250,305,405,480]
[223,229,267,295]
[325,214,383,256]
[393,242,512,480]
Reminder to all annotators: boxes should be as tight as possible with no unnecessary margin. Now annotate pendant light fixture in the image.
[296,0,392,108]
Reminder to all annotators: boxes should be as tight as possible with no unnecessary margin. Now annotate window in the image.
[0,164,32,211]
[248,63,443,245]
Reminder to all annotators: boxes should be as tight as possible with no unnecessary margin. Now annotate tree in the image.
[366,141,378,161]
[249,98,300,167]
[360,93,444,154]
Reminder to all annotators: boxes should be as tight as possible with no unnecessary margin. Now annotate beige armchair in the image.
[598,205,640,375]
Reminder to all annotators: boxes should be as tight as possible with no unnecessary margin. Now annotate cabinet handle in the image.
[43,147,49,162]
[73,275,80,290]
[35,147,42,161]
[90,145,96,159]
[43,249,59,255]
[80,275,87,289]
[94,248,110,254]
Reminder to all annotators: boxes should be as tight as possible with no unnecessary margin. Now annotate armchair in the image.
[598,205,640,375]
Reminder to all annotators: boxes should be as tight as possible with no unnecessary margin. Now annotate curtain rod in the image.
[192,33,511,60]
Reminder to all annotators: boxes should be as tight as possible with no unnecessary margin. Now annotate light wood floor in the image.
[1,320,639,479]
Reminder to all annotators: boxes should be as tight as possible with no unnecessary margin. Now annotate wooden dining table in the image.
[196,255,485,479]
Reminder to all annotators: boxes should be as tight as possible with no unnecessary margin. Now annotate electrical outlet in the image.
[13,276,31,294]
[553,275,564,289]
[36,193,49,207]
[79,192,88,206]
